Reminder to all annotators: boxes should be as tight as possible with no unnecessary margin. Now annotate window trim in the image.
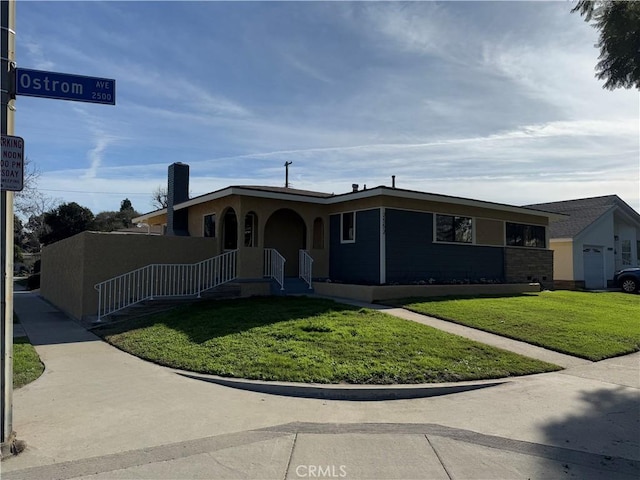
[340,211,356,244]
[433,213,474,244]
[202,212,216,238]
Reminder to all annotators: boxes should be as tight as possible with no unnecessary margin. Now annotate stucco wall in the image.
[328,195,550,227]
[573,212,614,281]
[614,215,640,269]
[549,240,574,282]
[185,195,330,279]
[41,232,221,321]
[41,233,86,321]
[313,281,541,303]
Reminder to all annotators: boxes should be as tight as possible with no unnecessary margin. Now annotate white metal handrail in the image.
[94,250,237,322]
[299,250,313,289]
[264,248,285,290]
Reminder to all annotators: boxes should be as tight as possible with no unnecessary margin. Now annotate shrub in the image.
[27,273,40,290]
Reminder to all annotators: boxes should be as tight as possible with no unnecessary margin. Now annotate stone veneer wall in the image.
[504,247,553,287]
[553,280,586,291]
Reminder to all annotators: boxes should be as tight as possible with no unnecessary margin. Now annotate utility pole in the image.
[1,0,16,457]
[284,161,292,188]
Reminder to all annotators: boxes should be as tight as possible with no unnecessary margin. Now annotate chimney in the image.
[167,162,190,236]
[352,183,359,193]
[391,175,396,189]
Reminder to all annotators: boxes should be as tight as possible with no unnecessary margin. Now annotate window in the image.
[506,222,545,248]
[244,212,257,247]
[341,212,355,243]
[621,240,631,266]
[203,214,216,237]
[436,214,473,243]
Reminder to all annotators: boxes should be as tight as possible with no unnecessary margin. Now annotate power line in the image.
[39,189,151,195]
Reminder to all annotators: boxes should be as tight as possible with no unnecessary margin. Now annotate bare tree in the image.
[151,185,168,209]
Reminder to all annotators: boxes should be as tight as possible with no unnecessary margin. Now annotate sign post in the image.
[1,0,16,458]
[2,0,115,458]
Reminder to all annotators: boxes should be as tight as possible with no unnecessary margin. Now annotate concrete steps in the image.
[94,284,241,326]
[271,277,314,296]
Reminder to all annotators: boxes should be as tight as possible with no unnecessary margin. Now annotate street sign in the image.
[1,135,24,192]
[15,68,116,105]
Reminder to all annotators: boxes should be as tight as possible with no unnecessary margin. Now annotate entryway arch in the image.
[264,208,307,276]
[222,208,238,250]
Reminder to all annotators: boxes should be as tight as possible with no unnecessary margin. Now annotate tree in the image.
[39,202,95,246]
[572,0,640,90]
[14,157,60,220]
[151,185,168,209]
[118,197,139,227]
[92,199,140,232]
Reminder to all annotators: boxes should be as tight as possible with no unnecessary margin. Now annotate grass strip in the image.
[388,291,640,361]
[14,337,45,388]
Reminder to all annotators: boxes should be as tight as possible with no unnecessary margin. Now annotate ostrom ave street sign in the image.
[15,68,116,105]
[1,135,25,192]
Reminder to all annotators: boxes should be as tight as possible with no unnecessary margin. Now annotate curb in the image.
[175,371,508,401]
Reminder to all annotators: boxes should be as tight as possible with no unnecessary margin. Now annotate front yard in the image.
[95,296,560,384]
[388,291,640,361]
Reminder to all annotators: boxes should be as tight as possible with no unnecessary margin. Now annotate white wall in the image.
[574,211,615,281]
[614,214,640,269]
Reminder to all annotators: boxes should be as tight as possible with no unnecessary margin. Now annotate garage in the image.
[583,246,605,289]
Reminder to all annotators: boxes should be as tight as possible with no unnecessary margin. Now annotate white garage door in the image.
[583,246,604,290]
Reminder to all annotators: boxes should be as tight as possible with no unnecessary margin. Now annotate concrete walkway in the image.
[319,295,593,369]
[2,291,639,479]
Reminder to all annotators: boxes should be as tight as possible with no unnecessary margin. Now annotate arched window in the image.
[222,208,238,250]
[244,211,258,247]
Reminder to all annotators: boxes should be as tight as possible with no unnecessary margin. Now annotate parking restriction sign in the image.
[1,135,25,192]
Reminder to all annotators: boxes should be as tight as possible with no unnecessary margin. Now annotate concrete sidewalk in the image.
[2,291,639,479]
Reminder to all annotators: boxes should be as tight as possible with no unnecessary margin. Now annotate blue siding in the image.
[329,209,380,284]
[385,209,504,283]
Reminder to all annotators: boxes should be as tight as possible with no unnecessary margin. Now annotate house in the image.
[527,195,640,290]
[40,162,564,322]
[133,163,560,290]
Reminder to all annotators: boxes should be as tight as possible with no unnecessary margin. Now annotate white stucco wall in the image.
[614,215,640,270]
[573,211,615,282]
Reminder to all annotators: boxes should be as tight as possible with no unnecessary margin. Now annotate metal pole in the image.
[1,0,16,456]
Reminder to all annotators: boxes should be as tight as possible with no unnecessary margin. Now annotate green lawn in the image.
[95,296,560,384]
[388,291,640,361]
[14,337,44,388]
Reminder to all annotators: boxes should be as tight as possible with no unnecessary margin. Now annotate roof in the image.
[527,195,640,239]
[134,183,562,224]
[233,185,334,198]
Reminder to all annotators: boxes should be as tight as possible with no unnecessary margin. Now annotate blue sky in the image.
[13,0,640,215]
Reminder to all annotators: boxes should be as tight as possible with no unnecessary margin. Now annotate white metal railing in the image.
[94,250,237,322]
[299,250,313,289]
[264,248,285,290]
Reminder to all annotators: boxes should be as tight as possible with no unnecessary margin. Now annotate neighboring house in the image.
[134,163,560,287]
[528,195,640,290]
